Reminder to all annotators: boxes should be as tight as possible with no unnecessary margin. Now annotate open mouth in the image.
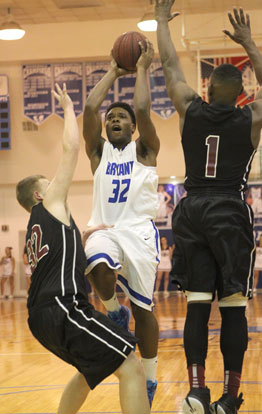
[112,125,121,131]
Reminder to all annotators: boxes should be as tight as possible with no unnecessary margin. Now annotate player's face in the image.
[105,107,134,148]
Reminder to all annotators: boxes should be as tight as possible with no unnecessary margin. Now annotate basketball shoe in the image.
[210,393,243,414]
[182,387,211,414]
[107,305,131,331]
[147,380,157,407]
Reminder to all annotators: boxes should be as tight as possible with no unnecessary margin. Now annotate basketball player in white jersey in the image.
[83,40,160,407]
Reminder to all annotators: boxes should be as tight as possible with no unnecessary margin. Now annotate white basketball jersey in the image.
[89,141,159,226]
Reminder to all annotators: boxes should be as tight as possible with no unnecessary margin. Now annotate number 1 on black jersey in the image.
[205,135,220,178]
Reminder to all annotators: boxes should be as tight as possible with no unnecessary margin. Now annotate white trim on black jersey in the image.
[61,225,66,296]
[240,149,256,192]
[245,203,256,296]
[72,229,77,295]
[73,300,133,349]
[55,296,131,357]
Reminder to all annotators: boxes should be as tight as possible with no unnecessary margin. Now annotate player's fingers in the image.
[52,90,60,101]
[228,12,237,27]
[55,82,63,95]
[223,29,234,41]
[233,7,241,25]
[139,41,145,53]
[246,13,250,29]
[239,8,246,25]
[168,12,180,21]
[62,82,67,94]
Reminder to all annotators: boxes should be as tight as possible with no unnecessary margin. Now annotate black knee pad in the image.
[184,302,211,367]
[220,306,248,372]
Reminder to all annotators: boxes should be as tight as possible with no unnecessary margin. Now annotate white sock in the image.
[101,292,121,312]
[141,357,157,382]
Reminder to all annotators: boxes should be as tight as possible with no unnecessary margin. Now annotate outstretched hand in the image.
[52,83,73,110]
[110,52,135,77]
[223,7,251,45]
[155,0,180,22]
[136,40,154,70]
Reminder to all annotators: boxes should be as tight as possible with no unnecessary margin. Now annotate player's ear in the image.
[34,190,44,201]
[131,123,136,133]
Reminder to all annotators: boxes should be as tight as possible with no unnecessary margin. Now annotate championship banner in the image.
[200,56,259,105]
[117,73,136,108]
[54,63,83,119]
[150,60,176,119]
[22,64,53,125]
[85,61,114,115]
[0,75,10,150]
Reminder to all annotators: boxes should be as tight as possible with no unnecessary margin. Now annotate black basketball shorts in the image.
[172,194,255,300]
[28,299,137,389]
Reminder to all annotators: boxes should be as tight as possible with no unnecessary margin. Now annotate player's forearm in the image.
[134,67,151,114]
[85,69,117,112]
[62,107,79,152]
[157,19,186,85]
[242,39,262,85]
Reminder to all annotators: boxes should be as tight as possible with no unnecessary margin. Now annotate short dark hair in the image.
[105,102,136,127]
[212,64,242,87]
[16,174,45,212]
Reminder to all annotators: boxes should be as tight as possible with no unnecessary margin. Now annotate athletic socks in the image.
[188,364,206,389]
[101,292,121,312]
[223,370,241,398]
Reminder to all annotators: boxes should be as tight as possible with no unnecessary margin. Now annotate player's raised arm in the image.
[155,0,198,121]
[224,8,262,86]
[135,40,160,164]
[83,59,129,173]
[43,83,79,221]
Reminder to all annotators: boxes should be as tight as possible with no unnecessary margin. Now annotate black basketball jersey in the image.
[26,203,88,308]
[182,97,255,193]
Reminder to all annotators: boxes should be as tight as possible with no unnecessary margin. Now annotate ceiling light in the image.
[0,8,25,40]
[137,0,157,32]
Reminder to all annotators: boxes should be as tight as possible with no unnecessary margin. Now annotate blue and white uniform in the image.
[85,141,160,310]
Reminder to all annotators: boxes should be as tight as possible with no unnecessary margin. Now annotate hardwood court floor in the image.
[0,291,261,413]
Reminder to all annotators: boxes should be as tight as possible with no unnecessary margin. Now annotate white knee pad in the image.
[186,291,213,303]
[218,292,248,307]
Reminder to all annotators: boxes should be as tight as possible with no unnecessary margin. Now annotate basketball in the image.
[112,31,148,71]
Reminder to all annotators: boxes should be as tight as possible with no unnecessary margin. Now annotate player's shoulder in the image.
[248,98,262,123]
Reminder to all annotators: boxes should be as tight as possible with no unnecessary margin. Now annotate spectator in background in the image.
[157,184,172,219]
[0,246,15,299]
[155,236,174,296]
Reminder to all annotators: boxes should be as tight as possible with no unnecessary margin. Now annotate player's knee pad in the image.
[218,292,248,307]
[186,291,212,303]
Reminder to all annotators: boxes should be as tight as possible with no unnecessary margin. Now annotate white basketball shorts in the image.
[84,221,160,311]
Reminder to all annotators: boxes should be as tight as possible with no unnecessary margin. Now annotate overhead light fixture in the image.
[137,0,157,32]
[0,8,25,40]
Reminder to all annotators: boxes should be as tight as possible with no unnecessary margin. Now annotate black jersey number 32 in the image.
[27,224,49,272]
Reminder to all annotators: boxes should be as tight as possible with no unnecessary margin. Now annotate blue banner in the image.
[0,75,10,150]
[22,64,52,125]
[85,62,114,116]
[54,63,83,119]
[150,61,176,119]
[117,73,136,108]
